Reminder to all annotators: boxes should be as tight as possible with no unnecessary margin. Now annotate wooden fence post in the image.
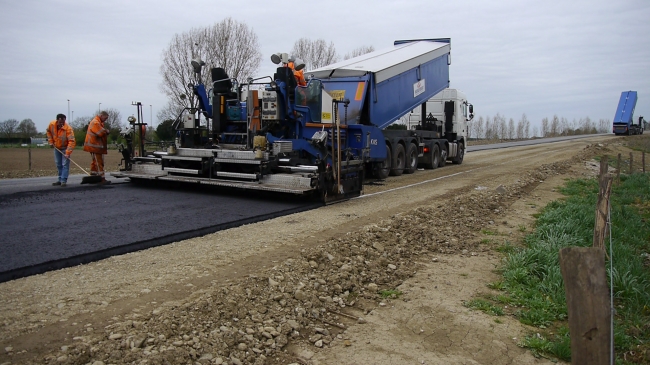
[559,247,612,365]
[616,153,621,181]
[28,146,32,171]
[629,152,634,174]
[593,156,612,251]
[559,156,613,363]
[643,151,646,173]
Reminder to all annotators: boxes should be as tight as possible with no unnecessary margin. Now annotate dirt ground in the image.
[0,148,123,179]
[0,135,642,365]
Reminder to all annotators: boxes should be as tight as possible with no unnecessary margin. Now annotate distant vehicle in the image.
[613,91,644,135]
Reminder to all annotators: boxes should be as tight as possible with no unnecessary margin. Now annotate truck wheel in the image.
[390,144,405,176]
[424,144,439,170]
[451,142,465,164]
[373,144,391,179]
[404,143,418,174]
[438,146,447,167]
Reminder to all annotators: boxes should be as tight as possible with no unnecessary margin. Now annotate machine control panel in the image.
[261,91,279,120]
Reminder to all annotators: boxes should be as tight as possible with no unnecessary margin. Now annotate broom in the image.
[53,147,103,184]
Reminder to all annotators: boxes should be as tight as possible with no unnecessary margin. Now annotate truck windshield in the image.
[296,80,322,122]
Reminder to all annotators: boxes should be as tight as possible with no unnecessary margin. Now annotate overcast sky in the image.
[1,0,648,135]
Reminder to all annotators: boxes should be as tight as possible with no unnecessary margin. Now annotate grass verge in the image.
[465,172,650,364]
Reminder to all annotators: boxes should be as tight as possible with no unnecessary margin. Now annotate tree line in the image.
[468,114,611,140]
[0,109,129,145]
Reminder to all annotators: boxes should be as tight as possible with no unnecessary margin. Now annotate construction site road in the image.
[0,133,631,365]
[0,134,606,282]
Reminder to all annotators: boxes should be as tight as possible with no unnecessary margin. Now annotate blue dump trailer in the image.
[613,91,644,135]
[113,39,473,202]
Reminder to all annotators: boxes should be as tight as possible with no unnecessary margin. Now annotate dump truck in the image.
[113,38,473,202]
[613,91,643,135]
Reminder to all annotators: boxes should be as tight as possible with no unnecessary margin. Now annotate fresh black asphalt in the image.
[0,180,320,282]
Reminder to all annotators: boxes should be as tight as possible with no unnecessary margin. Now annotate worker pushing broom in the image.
[82,111,111,185]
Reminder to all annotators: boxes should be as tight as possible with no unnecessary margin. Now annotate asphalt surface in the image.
[0,179,320,282]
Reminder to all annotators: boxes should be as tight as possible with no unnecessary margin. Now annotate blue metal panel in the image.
[194,84,212,117]
[613,91,637,125]
[347,124,388,160]
[320,76,370,125]
[370,52,449,130]
[318,50,449,131]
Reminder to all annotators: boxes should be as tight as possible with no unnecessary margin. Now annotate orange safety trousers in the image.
[90,153,105,177]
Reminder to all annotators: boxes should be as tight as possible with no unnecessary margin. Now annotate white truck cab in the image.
[401,88,473,137]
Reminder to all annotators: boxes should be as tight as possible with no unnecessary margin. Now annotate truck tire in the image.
[373,144,391,179]
[390,144,406,176]
[451,142,465,164]
[424,144,440,170]
[438,145,447,167]
[404,143,418,174]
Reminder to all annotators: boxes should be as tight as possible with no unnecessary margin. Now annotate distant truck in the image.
[613,91,644,135]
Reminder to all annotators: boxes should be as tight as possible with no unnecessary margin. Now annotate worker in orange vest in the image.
[288,58,307,87]
[83,111,111,184]
[46,113,76,187]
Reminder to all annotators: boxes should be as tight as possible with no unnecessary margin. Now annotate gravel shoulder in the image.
[0,135,629,365]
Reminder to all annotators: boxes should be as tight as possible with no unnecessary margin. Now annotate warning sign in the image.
[413,79,426,97]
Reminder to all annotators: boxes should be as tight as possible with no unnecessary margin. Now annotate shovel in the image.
[53,147,103,184]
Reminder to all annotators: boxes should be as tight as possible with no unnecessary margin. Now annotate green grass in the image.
[464,298,504,316]
[495,241,518,254]
[470,172,650,363]
[379,289,402,299]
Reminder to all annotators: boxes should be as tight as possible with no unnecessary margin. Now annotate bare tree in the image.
[517,114,528,139]
[494,113,507,140]
[580,116,595,134]
[597,118,610,133]
[476,116,484,140]
[550,115,560,137]
[69,116,92,131]
[560,117,569,135]
[484,116,493,140]
[507,118,515,140]
[523,114,531,138]
[291,38,339,70]
[102,108,123,131]
[0,119,19,139]
[343,45,375,60]
[159,18,261,114]
[156,101,185,126]
[541,117,549,137]
[17,119,38,139]
[515,120,524,139]
[532,125,539,138]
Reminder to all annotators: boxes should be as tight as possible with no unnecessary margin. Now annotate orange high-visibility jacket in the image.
[83,115,109,154]
[288,62,307,86]
[46,120,76,155]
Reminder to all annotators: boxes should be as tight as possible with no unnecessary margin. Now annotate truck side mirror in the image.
[469,104,473,114]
